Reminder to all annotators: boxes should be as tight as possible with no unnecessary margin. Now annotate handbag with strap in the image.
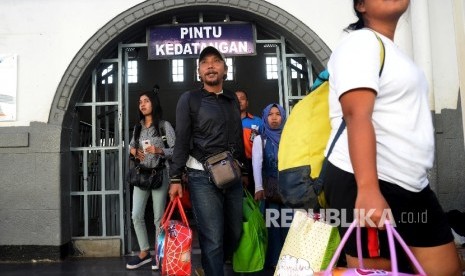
[126,121,169,190]
[126,163,164,190]
[203,151,242,189]
[158,197,192,276]
[233,189,268,273]
[274,210,340,275]
[317,220,427,276]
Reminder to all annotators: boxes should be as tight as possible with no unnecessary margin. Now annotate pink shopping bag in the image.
[315,220,426,276]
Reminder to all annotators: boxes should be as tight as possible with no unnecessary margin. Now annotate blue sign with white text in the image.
[147,22,256,59]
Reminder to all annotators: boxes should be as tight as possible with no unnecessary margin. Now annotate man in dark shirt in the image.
[235,89,262,196]
[168,46,244,276]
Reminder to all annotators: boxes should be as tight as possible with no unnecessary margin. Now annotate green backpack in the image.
[278,33,385,209]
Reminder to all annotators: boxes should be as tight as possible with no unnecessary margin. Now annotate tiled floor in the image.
[0,227,273,276]
[0,254,274,276]
[0,214,276,276]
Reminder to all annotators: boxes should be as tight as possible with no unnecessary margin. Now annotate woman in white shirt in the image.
[323,0,461,275]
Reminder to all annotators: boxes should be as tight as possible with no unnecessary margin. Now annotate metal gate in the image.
[257,37,313,116]
[68,32,313,255]
[70,53,125,252]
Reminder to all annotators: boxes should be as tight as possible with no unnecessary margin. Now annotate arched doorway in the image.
[51,0,331,255]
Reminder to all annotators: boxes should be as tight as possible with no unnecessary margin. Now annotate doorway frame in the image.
[50,0,331,255]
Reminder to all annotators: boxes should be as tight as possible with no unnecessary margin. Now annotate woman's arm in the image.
[340,88,390,228]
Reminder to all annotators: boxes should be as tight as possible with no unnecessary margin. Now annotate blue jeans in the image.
[131,168,169,252]
[187,168,242,276]
[263,201,290,268]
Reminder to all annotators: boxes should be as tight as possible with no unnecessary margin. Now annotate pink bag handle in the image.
[324,220,426,275]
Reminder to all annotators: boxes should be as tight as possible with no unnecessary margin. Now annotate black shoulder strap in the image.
[225,89,241,109]
[158,120,169,148]
[187,90,203,160]
[129,124,142,162]
[188,89,203,119]
[133,123,142,149]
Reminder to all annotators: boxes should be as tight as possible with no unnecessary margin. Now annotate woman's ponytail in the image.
[345,0,365,31]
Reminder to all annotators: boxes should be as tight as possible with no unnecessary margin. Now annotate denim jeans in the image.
[264,201,290,268]
[131,168,169,252]
[187,168,242,276]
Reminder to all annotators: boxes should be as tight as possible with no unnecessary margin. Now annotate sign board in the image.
[0,54,17,122]
[147,22,256,60]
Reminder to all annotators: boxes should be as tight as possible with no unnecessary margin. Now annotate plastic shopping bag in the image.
[274,210,340,275]
[316,220,426,276]
[233,189,268,272]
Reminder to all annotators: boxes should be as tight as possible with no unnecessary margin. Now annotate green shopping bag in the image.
[232,189,268,272]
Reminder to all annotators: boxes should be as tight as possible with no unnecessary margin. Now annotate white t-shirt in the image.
[252,135,265,193]
[326,29,434,192]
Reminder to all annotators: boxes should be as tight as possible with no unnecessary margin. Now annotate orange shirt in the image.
[241,112,262,159]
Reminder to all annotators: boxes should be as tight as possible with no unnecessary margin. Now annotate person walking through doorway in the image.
[252,103,288,270]
[126,91,175,271]
[323,1,461,275]
[168,46,245,276]
[235,89,262,196]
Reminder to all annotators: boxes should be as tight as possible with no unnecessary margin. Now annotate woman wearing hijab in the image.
[252,103,288,270]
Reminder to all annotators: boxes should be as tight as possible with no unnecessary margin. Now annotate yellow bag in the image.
[277,76,332,209]
[278,32,385,209]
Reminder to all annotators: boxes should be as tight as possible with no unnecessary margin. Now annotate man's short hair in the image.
[235,89,248,100]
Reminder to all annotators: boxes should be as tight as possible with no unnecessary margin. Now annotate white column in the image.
[409,0,435,110]
[453,0,465,149]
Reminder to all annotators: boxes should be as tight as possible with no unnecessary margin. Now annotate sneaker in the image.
[126,252,151,270]
[151,257,159,270]
[194,267,205,276]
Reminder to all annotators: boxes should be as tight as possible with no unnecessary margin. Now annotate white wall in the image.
[265,0,355,50]
[428,0,461,113]
[0,0,461,127]
[0,0,144,126]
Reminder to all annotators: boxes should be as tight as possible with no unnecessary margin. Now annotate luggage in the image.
[277,33,385,209]
[157,197,192,276]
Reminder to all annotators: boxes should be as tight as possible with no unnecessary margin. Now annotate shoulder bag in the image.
[126,122,168,190]
[126,163,165,190]
[204,151,242,189]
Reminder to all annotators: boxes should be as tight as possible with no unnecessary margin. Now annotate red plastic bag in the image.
[160,197,192,276]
